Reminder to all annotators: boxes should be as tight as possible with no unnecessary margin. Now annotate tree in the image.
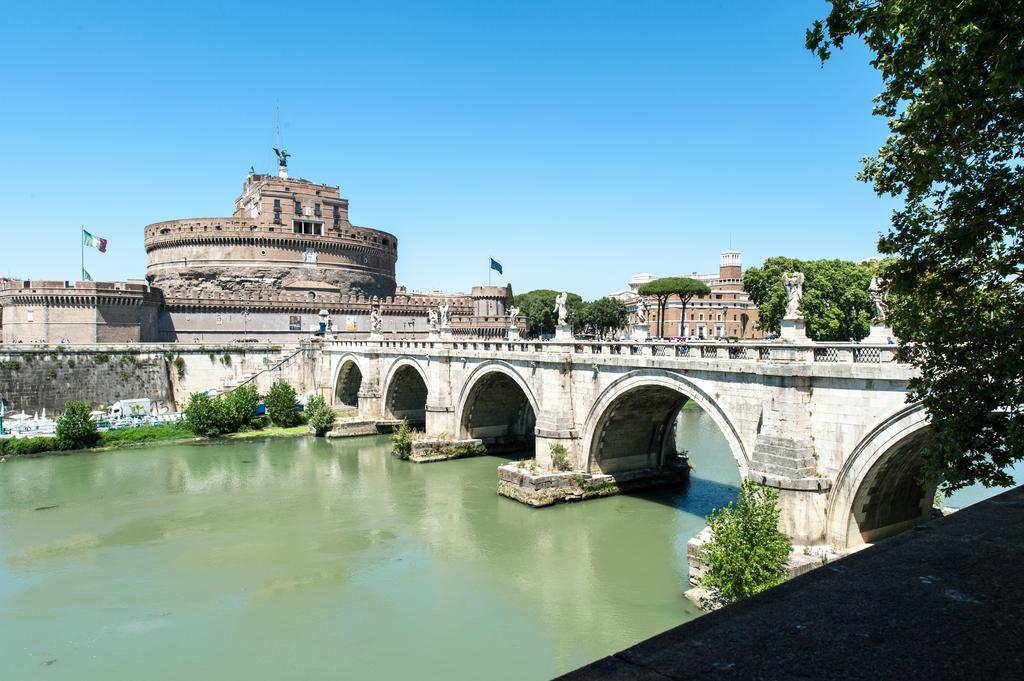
[700,480,792,602]
[808,1,1024,489]
[504,283,514,308]
[265,380,301,427]
[512,289,584,337]
[183,392,231,437]
[637,277,710,338]
[743,257,875,341]
[225,385,260,431]
[54,400,99,450]
[306,394,336,436]
[577,297,628,339]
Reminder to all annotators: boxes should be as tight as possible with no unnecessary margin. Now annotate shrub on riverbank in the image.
[266,381,301,427]
[226,385,260,431]
[699,479,792,602]
[97,423,193,447]
[183,393,233,437]
[0,436,57,456]
[55,401,100,451]
[306,395,335,436]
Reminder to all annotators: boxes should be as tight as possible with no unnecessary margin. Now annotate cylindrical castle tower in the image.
[144,171,397,298]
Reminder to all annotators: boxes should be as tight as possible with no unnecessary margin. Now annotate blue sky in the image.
[0,1,891,299]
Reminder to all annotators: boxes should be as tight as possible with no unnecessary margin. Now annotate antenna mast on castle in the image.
[273,106,290,179]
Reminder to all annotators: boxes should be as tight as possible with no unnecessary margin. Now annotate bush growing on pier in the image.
[265,381,301,427]
[95,353,109,363]
[306,395,336,436]
[173,356,186,379]
[700,480,791,602]
[55,401,100,451]
[392,420,413,459]
[550,443,572,471]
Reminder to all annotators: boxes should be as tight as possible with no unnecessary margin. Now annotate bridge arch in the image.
[382,357,429,426]
[333,354,365,408]
[582,369,748,475]
[827,403,934,549]
[456,361,538,451]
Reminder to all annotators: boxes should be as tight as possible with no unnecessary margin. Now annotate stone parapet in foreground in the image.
[558,485,1024,681]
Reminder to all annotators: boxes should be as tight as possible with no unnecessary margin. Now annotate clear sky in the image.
[0,1,892,300]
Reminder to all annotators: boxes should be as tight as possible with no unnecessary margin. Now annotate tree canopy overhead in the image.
[577,297,628,339]
[513,289,584,337]
[743,257,875,341]
[808,1,1024,489]
[637,277,711,338]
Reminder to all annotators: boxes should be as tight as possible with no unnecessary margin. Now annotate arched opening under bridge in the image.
[334,360,362,408]
[830,409,937,548]
[384,363,428,427]
[459,370,536,454]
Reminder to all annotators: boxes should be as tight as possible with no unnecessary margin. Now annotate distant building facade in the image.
[613,251,762,339]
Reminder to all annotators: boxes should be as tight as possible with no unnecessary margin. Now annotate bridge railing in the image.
[324,337,903,364]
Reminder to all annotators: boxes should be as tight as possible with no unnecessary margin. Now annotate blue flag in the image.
[490,258,503,275]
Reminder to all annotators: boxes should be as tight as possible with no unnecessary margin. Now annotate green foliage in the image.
[183,392,231,437]
[265,380,301,427]
[638,277,711,337]
[1,360,21,370]
[808,1,1024,489]
[743,257,875,341]
[512,290,585,337]
[98,423,193,446]
[550,443,572,471]
[225,385,260,430]
[505,283,514,307]
[54,401,100,451]
[47,369,57,380]
[66,359,76,369]
[220,354,232,366]
[0,436,57,456]
[173,356,186,379]
[576,297,628,339]
[700,480,792,602]
[95,352,109,363]
[22,352,33,362]
[306,394,336,436]
[392,419,413,459]
[208,352,217,363]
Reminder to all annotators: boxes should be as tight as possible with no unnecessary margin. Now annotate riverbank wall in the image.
[0,343,320,413]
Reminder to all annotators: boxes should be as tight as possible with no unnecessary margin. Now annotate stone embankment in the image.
[0,343,319,413]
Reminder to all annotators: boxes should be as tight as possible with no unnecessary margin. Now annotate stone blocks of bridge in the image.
[496,460,690,507]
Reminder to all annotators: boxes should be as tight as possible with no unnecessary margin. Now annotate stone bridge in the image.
[317,335,928,550]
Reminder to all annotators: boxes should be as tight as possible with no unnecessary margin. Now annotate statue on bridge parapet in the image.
[783,271,805,320]
[780,271,808,342]
[866,275,895,343]
[868,276,888,323]
[635,298,649,324]
[438,303,450,329]
[554,292,569,327]
[508,305,520,329]
[427,307,439,331]
[369,306,383,334]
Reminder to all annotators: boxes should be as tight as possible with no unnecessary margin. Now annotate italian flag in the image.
[83,230,108,253]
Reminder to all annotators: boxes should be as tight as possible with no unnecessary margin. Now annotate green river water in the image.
[0,411,1014,680]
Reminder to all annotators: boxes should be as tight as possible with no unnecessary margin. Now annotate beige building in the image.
[145,169,397,298]
[613,251,762,340]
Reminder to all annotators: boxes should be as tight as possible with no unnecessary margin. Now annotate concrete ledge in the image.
[325,419,400,438]
[498,462,690,508]
[559,484,1024,681]
[408,438,485,463]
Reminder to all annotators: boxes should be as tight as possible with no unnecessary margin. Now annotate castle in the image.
[0,159,519,343]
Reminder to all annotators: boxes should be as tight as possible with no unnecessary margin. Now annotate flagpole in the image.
[81,225,84,282]
[488,257,491,287]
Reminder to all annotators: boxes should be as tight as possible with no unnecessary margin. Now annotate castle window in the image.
[314,203,321,217]
[294,201,302,214]
[273,211,281,224]
[333,205,340,217]
[293,220,323,236]
[274,199,281,210]
[333,218,340,229]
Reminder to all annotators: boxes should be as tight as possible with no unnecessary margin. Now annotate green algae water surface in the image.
[0,413,739,680]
